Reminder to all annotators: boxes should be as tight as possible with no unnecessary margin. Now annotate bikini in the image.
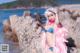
[41,19,55,52]
[41,27,54,51]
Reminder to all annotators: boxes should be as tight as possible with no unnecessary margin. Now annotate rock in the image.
[9,11,43,53]
[3,19,19,43]
[3,19,20,53]
[59,6,80,53]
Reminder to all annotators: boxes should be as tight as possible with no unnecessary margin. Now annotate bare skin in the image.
[44,12,57,53]
[45,24,57,53]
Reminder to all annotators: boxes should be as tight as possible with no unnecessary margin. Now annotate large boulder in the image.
[59,5,80,49]
[9,12,43,53]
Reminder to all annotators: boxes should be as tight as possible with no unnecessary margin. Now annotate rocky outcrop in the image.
[3,16,20,53]
[58,5,80,53]
[3,18,19,43]
[59,6,80,48]
[8,12,43,53]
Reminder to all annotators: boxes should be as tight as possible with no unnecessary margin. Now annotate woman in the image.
[41,7,68,53]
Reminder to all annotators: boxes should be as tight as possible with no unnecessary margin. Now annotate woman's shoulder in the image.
[56,23,68,32]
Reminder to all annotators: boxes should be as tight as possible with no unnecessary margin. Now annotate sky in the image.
[0,0,16,4]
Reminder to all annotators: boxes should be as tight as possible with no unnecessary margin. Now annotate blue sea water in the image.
[0,8,45,44]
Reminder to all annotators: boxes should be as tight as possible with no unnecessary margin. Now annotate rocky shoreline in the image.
[3,4,80,53]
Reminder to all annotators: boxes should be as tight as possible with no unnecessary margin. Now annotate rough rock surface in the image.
[10,15,42,53]
[58,5,80,53]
